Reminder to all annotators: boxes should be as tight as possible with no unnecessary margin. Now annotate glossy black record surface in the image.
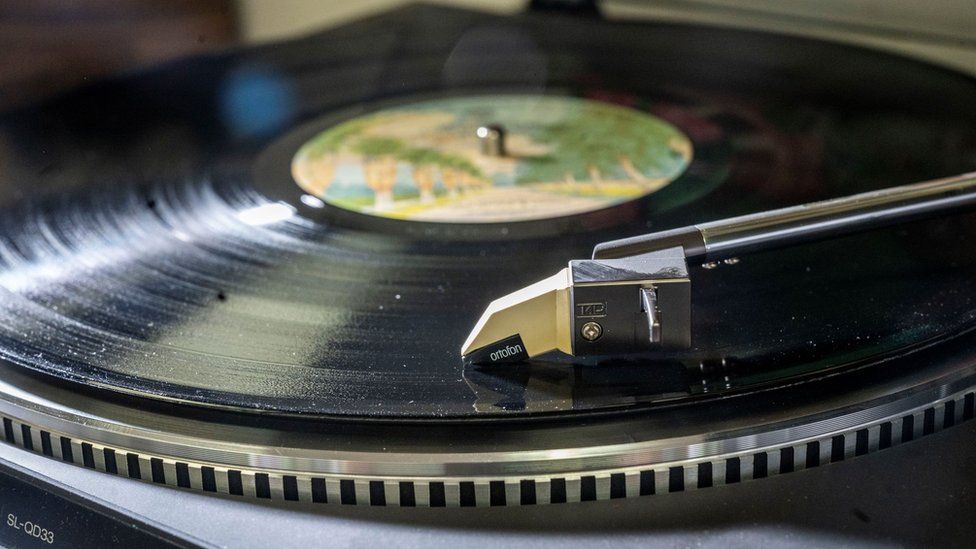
[1,5,976,418]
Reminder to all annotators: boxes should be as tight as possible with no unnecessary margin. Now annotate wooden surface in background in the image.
[0,0,238,112]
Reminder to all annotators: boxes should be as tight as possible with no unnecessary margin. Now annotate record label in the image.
[290,95,692,223]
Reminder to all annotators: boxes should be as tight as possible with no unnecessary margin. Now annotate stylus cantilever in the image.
[462,172,976,365]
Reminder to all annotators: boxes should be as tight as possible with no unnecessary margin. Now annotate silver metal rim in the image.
[0,357,973,507]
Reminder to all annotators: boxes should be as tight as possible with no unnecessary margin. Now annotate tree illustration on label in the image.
[291,95,692,223]
[398,148,487,203]
[353,137,402,211]
[292,155,336,196]
[400,148,440,204]
[291,119,366,196]
[446,155,486,194]
[441,165,461,198]
[521,102,682,188]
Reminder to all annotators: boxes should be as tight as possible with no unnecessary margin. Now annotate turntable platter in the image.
[0,6,975,419]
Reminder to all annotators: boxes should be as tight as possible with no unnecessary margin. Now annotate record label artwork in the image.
[291,95,693,223]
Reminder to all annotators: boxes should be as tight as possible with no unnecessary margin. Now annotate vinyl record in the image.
[1,5,976,419]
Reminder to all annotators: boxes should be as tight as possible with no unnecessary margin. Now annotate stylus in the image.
[462,171,976,365]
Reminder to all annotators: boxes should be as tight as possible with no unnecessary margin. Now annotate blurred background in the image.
[2,0,975,113]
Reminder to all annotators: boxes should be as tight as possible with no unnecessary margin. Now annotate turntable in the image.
[1,1,976,547]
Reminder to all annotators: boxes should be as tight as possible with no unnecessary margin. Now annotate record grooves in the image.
[0,325,973,505]
[1,3,976,505]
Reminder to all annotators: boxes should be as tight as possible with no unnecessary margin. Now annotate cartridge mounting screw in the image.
[581,321,603,341]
